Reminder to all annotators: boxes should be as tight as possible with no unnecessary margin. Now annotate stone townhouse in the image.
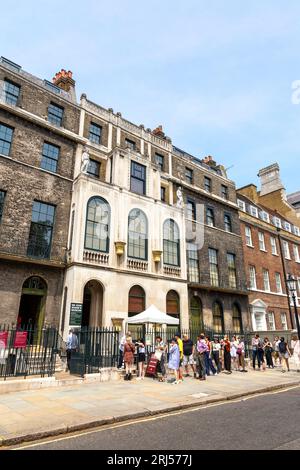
[237,163,300,332]
[0,57,82,327]
[61,93,250,337]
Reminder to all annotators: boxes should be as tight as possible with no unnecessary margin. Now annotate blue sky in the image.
[1,0,300,192]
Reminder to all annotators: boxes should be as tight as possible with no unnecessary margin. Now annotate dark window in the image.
[161,186,166,202]
[128,285,145,317]
[87,159,100,178]
[27,201,55,259]
[85,197,110,252]
[221,184,228,200]
[155,153,164,171]
[227,253,237,288]
[125,138,136,150]
[232,304,243,333]
[213,301,224,333]
[0,122,13,156]
[190,296,203,331]
[130,161,146,195]
[89,123,102,144]
[128,209,148,260]
[0,190,6,222]
[41,142,60,173]
[186,200,196,220]
[166,290,180,317]
[209,248,219,286]
[163,219,180,266]
[206,207,215,227]
[187,243,199,282]
[204,176,211,192]
[4,79,20,106]
[48,102,64,126]
[185,167,193,184]
[224,214,232,232]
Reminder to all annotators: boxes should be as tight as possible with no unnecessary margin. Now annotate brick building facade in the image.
[237,163,300,332]
[0,57,81,327]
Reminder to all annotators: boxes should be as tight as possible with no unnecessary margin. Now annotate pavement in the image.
[14,387,300,450]
[1,366,300,448]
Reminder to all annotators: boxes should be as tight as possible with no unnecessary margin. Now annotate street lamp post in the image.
[286,274,300,339]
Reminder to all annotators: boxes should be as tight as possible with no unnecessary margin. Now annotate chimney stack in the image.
[258,163,285,196]
[202,155,216,166]
[152,125,165,138]
[52,69,76,97]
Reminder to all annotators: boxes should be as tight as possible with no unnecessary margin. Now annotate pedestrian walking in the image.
[123,335,135,381]
[258,336,266,371]
[223,335,232,373]
[175,333,184,381]
[155,336,167,382]
[66,329,79,372]
[236,336,247,372]
[205,336,217,375]
[136,338,145,380]
[291,334,300,372]
[168,338,180,384]
[252,334,261,370]
[278,337,291,373]
[194,334,208,380]
[118,330,131,369]
[182,334,196,377]
[273,336,281,367]
[211,337,222,373]
[263,337,274,369]
[230,336,239,371]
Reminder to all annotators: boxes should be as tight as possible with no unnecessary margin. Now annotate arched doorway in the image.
[17,276,47,329]
[190,296,203,333]
[82,280,103,327]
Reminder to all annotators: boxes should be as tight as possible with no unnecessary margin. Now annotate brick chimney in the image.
[152,125,165,138]
[201,155,216,166]
[52,69,76,97]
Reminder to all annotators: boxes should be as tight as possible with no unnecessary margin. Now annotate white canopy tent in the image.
[127,304,179,325]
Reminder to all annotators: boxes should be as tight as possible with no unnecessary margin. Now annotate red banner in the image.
[0,331,8,349]
[14,331,27,348]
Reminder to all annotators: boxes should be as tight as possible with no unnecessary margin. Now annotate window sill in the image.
[259,249,267,252]
[246,244,254,249]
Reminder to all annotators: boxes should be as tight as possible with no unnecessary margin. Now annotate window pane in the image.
[48,103,64,126]
[87,159,100,177]
[130,161,146,195]
[4,79,20,105]
[209,248,219,286]
[41,142,60,173]
[163,220,180,266]
[89,123,102,144]
[84,197,110,252]
[0,123,13,156]
[27,201,55,259]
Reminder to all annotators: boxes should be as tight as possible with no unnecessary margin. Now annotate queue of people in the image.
[118,331,300,383]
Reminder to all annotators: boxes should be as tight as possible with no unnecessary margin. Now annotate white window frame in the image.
[283,241,291,259]
[237,199,246,211]
[294,226,300,236]
[283,221,292,232]
[273,217,282,228]
[245,226,253,247]
[270,236,278,255]
[275,272,282,293]
[267,312,275,331]
[263,269,271,292]
[258,232,266,251]
[249,265,257,290]
[280,313,288,331]
[250,205,258,218]
[260,211,270,223]
[293,244,300,263]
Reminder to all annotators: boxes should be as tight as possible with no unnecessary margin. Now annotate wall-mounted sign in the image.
[145,334,152,346]
[14,331,27,348]
[0,331,8,349]
[69,303,83,327]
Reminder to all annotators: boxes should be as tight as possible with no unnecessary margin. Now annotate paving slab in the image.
[0,367,299,447]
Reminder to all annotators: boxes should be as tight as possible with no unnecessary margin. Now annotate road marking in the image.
[12,384,300,450]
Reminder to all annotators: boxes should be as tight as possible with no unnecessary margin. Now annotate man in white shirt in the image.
[66,329,78,372]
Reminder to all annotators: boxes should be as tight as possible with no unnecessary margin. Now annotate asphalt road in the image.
[14,387,300,450]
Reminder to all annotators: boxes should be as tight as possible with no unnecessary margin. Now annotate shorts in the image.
[138,353,146,362]
[183,354,195,366]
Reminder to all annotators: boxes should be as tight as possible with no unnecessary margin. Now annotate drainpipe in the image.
[277,228,294,328]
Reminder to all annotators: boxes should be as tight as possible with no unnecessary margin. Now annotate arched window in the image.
[232,303,243,333]
[166,290,180,317]
[23,276,47,291]
[163,219,180,266]
[85,197,110,252]
[213,301,224,333]
[128,209,148,260]
[190,296,203,331]
[128,285,145,317]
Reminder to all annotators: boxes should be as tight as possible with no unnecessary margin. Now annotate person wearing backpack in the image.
[278,337,291,372]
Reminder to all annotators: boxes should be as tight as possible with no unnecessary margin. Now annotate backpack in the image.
[279,341,287,354]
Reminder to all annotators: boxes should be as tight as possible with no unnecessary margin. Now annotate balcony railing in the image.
[83,250,109,265]
[163,265,181,277]
[127,259,148,271]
